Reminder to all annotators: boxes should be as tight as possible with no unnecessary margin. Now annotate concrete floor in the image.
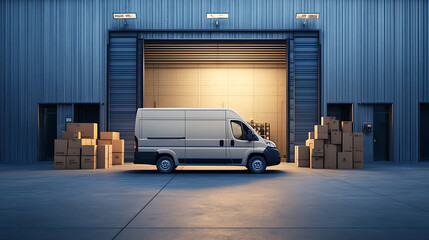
[1,162,429,240]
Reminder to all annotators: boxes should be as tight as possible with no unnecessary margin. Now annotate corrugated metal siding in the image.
[108,35,138,161]
[0,0,428,163]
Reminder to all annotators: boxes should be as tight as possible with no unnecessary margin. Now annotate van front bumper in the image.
[134,152,158,165]
[263,147,281,166]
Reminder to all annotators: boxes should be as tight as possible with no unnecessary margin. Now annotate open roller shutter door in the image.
[144,43,287,64]
[108,35,137,161]
[289,35,320,161]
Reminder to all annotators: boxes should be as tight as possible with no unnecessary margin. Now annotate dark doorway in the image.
[327,104,353,130]
[73,104,100,124]
[38,104,57,161]
[373,104,391,161]
[420,104,429,161]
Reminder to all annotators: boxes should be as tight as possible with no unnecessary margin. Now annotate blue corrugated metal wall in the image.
[1,0,428,163]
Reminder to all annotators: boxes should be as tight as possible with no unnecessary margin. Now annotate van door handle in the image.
[219,140,224,146]
[230,140,235,147]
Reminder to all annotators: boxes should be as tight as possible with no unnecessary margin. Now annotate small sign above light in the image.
[296,13,319,19]
[206,13,229,19]
[113,13,137,19]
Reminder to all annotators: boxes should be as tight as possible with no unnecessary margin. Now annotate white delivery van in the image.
[134,108,281,173]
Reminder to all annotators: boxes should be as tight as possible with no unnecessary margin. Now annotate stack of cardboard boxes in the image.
[98,132,125,165]
[295,116,364,169]
[54,123,125,170]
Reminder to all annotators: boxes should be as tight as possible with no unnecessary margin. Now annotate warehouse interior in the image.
[142,41,288,158]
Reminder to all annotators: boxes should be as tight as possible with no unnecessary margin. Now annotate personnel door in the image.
[228,120,254,164]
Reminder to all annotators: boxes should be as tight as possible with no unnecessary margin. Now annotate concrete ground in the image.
[1,162,429,240]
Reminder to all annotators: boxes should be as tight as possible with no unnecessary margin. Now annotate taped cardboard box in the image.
[310,155,324,169]
[113,152,124,165]
[308,132,315,140]
[82,145,97,156]
[314,125,328,139]
[66,156,80,169]
[296,159,310,167]
[98,139,112,146]
[353,133,363,150]
[97,145,112,169]
[54,139,68,156]
[331,131,342,145]
[341,121,353,133]
[67,123,98,139]
[67,148,81,156]
[342,132,353,152]
[337,152,353,169]
[62,131,81,140]
[81,156,96,169]
[69,139,95,149]
[100,132,120,140]
[54,156,67,169]
[112,139,124,153]
[324,144,338,169]
[353,149,364,169]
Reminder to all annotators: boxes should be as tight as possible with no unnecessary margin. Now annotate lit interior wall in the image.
[144,63,287,158]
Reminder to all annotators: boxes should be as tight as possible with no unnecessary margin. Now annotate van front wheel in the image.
[156,156,175,173]
[248,156,267,173]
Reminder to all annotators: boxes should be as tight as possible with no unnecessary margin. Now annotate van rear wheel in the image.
[248,156,267,173]
[156,156,175,173]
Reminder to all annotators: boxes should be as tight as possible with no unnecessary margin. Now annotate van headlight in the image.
[264,140,276,148]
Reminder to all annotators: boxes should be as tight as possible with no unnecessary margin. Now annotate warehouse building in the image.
[0,0,428,163]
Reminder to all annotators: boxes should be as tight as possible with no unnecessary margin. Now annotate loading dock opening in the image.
[142,40,288,158]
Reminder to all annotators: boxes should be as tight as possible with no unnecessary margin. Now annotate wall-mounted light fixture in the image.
[113,13,137,29]
[296,13,319,28]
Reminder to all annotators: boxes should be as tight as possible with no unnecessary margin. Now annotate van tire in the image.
[248,156,267,173]
[156,156,175,173]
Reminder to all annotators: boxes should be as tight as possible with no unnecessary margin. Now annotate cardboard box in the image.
[67,123,98,139]
[66,156,80,169]
[69,139,95,149]
[331,120,340,132]
[337,152,353,169]
[324,144,338,169]
[97,145,112,169]
[112,139,124,153]
[308,132,315,139]
[310,147,324,157]
[295,146,309,160]
[342,132,353,152]
[353,149,364,168]
[314,125,329,139]
[342,121,353,133]
[54,139,68,156]
[113,152,124,165]
[353,133,363,150]
[296,159,310,167]
[307,139,324,149]
[331,131,342,145]
[305,139,310,147]
[82,145,97,156]
[62,131,81,140]
[100,132,120,140]
[54,156,67,169]
[81,156,96,169]
[98,139,112,146]
[67,148,81,156]
[321,116,335,125]
[310,155,324,169]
